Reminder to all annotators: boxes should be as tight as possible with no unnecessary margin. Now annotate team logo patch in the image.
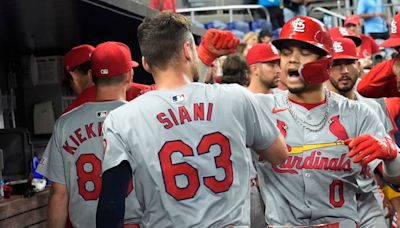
[333,41,344,53]
[292,18,306,32]
[96,111,108,118]
[172,94,185,103]
[100,69,109,75]
[338,27,349,36]
[391,20,398,34]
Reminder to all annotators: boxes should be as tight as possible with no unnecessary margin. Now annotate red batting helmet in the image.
[380,13,400,48]
[272,16,334,84]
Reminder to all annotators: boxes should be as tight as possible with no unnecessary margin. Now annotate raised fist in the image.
[197,29,240,66]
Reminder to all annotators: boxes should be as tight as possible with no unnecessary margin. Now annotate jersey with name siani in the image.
[37,101,142,227]
[101,83,279,228]
[255,91,387,226]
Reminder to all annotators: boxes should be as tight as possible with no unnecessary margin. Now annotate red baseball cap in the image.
[332,37,358,60]
[91,41,139,77]
[246,43,280,65]
[380,13,400,48]
[344,15,361,26]
[329,27,361,47]
[64,44,95,71]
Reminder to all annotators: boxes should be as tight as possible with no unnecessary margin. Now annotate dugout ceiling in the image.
[0,0,205,84]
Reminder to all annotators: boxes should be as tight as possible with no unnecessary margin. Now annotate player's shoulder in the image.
[254,92,277,106]
[331,91,373,114]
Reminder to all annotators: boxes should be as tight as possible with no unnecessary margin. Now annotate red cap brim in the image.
[380,38,400,48]
[333,55,358,60]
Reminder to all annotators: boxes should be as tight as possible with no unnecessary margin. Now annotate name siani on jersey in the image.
[156,102,214,129]
[63,121,104,155]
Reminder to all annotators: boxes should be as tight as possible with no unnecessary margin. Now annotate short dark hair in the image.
[92,73,127,87]
[258,29,272,43]
[221,54,249,86]
[137,13,193,70]
[74,61,91,75]
[62,61,91,88]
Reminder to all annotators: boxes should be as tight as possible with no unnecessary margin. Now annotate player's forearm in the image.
[256,134,288,165]
[47,187,69,228]
[97,161,132,228]
[383,154,400,185]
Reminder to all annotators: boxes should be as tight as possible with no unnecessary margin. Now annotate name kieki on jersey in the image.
[156,102,214,129]
[63,121,104,155]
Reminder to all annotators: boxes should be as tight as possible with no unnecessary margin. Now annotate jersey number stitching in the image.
[159,132,233,200]
[329,179,345,208]
[76,154,102,201]
[76,153,133,201]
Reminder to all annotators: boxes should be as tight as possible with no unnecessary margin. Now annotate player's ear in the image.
[249,64,258,77]
[87,69,93,82]
[142,57,152,74]
[183,41,192,61]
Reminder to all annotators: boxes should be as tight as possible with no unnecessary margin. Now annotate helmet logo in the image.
[333,41,344,53]
[338,27,349,36]
[292,18,306,32]
[391,20,398,34]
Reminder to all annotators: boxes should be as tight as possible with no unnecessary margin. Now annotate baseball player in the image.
[63,44,95,96]
[37,42,142,228]
[63,45,149,113]
[357,13,400,98]
[326,37,389,228]
[96,13,288,228]
[246,43,281,94]
[255,16,400,227]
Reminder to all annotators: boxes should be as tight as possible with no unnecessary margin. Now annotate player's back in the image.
[103,83,273,228]
[38,100,141,227]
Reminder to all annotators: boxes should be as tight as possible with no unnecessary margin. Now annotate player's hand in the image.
[197,29,240,66]
[345,134,398,166]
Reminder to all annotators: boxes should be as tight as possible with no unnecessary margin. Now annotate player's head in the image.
[221,54,249,86]
[137,12,199,81]
[272,16,333,94]
[329,27,361,47]
[327,38,360,94]
[344,15,362,36]
[91,41,138,87]
[64,44,95,95]
[246,43,281,90]
[380,13,400,51]
[258,28,273,44]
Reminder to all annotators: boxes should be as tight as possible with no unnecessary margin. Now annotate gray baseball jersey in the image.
[255,91,387,226]
[101,83,279,228]
[37,101,142,228]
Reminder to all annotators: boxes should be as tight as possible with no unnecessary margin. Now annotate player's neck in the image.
[326,82,356,100]
[153,68,193,90]
[247,81,272,94]
[277,80,288,91]
[95,85,126,101]
[288,85,325,104]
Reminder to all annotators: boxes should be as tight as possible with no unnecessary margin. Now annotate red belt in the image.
[268,222,342,228]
